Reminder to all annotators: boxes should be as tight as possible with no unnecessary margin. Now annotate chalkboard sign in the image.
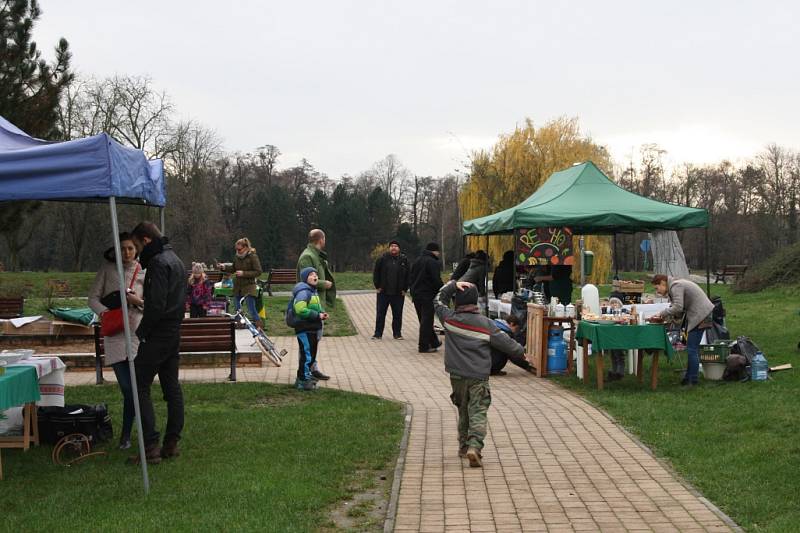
[515,227,574,266]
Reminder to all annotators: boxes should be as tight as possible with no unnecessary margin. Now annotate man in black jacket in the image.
[129,221,186,464]
[372,240,410,340]
[409,242,444,353]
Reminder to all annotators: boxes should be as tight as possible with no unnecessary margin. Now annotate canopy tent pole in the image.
[160,207,165,235]
[613,234,619,279]
[110,197,150,494]
[484,236,489,316]
[705,227,711,296]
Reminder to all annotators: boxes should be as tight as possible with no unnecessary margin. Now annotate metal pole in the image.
[110,197,150,494]
[705,227,711,296]
[579,236,586,286]
[160,207,165,235]
[613,234,619,279]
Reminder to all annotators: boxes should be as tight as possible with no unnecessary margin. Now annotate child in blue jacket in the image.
[288,267,329,390]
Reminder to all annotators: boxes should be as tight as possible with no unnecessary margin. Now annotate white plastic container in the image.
[581,284,600,315]
[555,303,565,317]
[565,303,575,318]
[702,362,726,381]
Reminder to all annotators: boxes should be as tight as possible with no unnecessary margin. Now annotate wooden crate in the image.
[612,280,645,293]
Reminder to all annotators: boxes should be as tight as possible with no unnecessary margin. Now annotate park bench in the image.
[714,265,748,284]
[0,296,24,319]
[92,316,240,384]
[46,279,71,297]
[264,269,297,296]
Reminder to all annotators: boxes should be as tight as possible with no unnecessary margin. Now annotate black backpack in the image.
[730,335,760,365]
[37,404,113,445]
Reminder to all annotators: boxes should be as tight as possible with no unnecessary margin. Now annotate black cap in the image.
[389,239,400,247]
[455,285,479,306]
[425,242,440,252]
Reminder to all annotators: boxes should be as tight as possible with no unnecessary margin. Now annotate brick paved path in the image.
[66,294,737,532]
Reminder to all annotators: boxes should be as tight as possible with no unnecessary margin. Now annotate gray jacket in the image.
[661,277,714,331]
[434,281,524,379]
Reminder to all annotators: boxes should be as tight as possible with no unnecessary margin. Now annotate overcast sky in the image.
[36,0,799,177]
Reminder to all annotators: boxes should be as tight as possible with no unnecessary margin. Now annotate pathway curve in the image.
[65,294,737,532]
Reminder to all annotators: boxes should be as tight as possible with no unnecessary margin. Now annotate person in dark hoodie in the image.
[492,250,515,297]
[288,267,329,391]
[372,240,410,340]
[458,250,488,297]
[434,279,525,467]
[409,242,444,353]
[450,252,475,281]
[128,222,186,465]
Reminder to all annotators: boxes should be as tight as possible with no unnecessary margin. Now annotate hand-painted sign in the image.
[515,227,574,266]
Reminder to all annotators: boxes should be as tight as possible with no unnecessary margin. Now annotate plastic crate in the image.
[699,342,731,363]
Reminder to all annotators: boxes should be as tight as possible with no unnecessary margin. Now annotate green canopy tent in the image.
[461,161,711,291]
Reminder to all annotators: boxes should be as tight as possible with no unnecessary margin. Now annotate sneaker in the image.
[311,370,330,381]
[393,335,403,340]
[161,438,180,459]
[458,445,468,458]
[418,347,438,353]
[371,335,382,340]
[119,435,131,450]
[466,447,482,468]
[490,370,507,376]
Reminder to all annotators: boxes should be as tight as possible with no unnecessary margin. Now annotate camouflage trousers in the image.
[449,375,492,450]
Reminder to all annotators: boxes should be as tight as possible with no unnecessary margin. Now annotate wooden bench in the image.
[714,265,747,284]
[93,317,240,384]
[46,279,71,297]
[264,269,297,296]
[0,297,24,319]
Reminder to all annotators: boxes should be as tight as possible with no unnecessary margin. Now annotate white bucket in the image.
[702,362,726,381]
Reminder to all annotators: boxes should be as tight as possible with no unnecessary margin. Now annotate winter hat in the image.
[300,267,318,283]
[455,284,479,307]
[425,242,440,252]
[389,239,401,247]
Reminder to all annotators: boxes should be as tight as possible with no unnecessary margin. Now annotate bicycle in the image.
[227,297,287,375]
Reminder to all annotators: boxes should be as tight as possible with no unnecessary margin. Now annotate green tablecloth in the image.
[0,366,40,411]
[575,321,673,360]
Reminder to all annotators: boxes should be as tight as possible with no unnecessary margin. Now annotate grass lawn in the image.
[264,297,357,337]
[552,283,800,531]
[2,382,404,532]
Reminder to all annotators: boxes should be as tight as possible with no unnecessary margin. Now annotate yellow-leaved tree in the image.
[459,116,611,285]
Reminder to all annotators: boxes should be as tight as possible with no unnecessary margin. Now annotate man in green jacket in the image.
[296,228,336,380]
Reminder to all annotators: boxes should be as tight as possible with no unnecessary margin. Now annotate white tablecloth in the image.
[8,356,66,407]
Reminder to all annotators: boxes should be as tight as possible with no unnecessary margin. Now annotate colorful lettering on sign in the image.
[515,227,574,266]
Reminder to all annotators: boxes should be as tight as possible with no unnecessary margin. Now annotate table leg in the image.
[22,403,31,451]
[582,339,589,383]
[568,324,575,374]
[31,404,39,446]
[596,350,605,390]
[637,350,644,384]
[651,351,660,390]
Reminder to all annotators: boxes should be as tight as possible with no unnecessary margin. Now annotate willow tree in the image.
[459,116,612,284]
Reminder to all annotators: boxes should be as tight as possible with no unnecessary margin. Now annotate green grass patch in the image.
[553,283,800,531]
[264,297,357,337]
[265,271,373,294]
[2,382,404,532]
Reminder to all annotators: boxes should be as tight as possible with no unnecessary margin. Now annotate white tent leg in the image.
[110,197,150,494]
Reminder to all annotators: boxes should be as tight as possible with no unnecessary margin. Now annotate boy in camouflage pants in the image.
[434,280,525,467]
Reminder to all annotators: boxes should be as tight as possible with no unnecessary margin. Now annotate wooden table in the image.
[575,321,673,390]
[0,366,41,479]
[525,304,577,377]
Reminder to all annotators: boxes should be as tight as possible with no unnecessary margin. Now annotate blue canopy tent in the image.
[0,115,165,493]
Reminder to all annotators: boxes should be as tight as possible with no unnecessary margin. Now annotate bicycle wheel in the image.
[257,335,283,366]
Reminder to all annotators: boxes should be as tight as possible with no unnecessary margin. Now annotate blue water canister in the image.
[751,351,768,381]
[547,326,567,374]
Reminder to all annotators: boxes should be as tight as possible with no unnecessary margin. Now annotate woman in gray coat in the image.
[88,233,145,448]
